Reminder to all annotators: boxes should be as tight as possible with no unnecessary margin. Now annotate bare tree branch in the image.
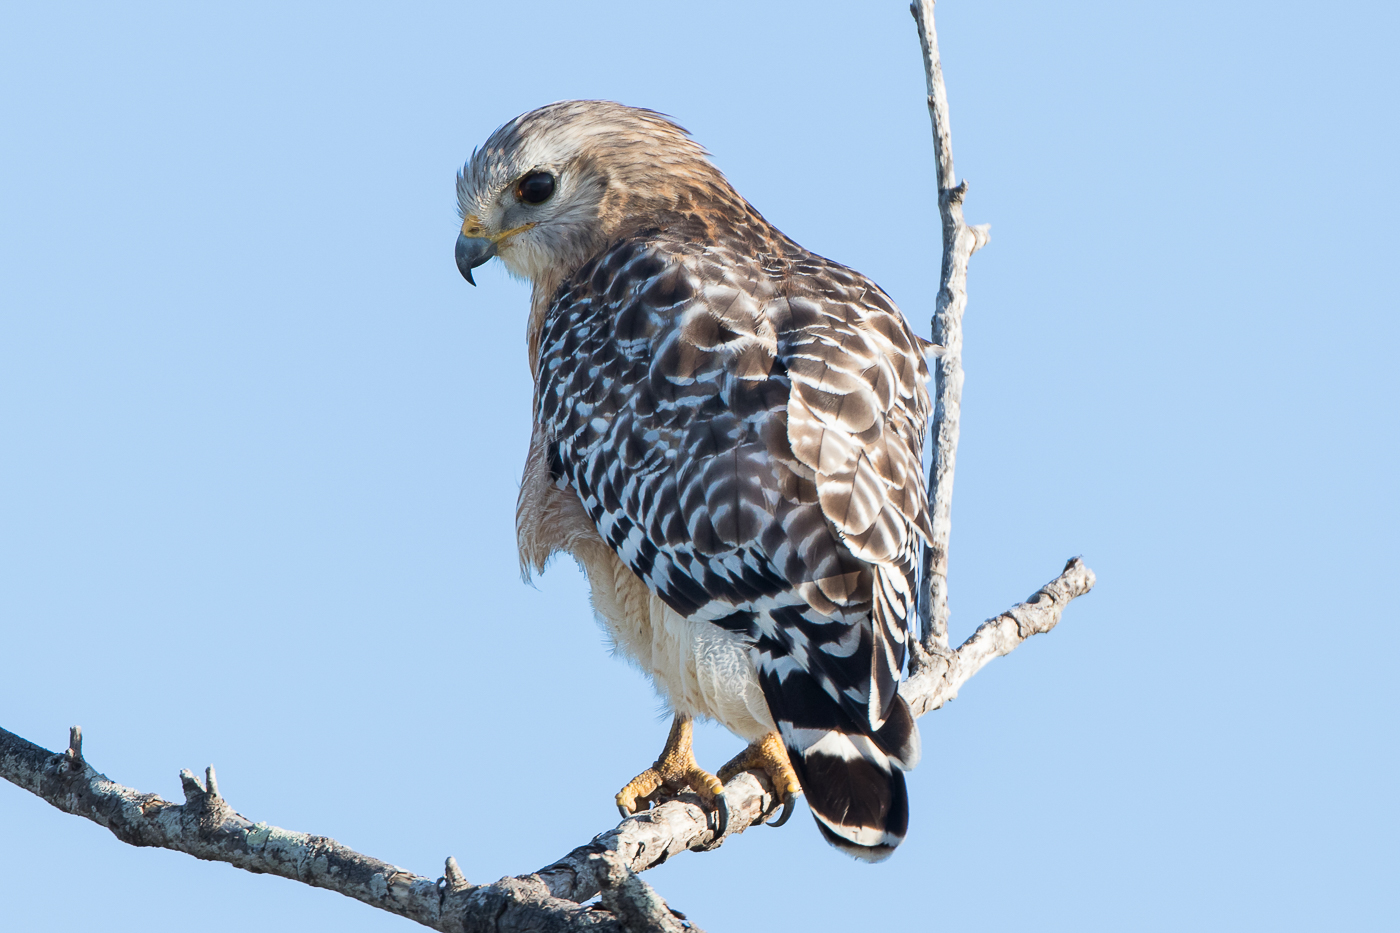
[2,5,1094,931]
[910,0,995,658]
[0,542,1093,929]
[0,726,697,933]
[537,773,775,902]
[0,546,1092,928]
[905,0,1093,718]
[538,554,1099,883]
[903,557,1096,718]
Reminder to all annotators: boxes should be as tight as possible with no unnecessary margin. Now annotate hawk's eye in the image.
[516,172,555,205]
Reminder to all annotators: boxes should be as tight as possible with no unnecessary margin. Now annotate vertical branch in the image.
[914,0,957,192]
[911,0,991,659]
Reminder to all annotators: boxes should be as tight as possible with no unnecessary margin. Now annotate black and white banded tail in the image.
[755,609,922,862]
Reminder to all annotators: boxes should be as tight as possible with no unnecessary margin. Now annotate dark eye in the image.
[516,172,555,205]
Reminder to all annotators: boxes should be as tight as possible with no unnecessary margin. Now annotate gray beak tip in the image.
[456,233,495,286]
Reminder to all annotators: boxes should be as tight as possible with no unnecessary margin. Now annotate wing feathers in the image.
[536,227,931,859]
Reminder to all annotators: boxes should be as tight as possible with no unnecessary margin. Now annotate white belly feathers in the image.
[517,426,774,742]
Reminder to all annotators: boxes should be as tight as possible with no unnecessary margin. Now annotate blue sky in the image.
[2,1,1396,930]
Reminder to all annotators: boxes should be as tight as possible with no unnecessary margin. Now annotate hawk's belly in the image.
[517,430,773,741]
[576,534,775,743]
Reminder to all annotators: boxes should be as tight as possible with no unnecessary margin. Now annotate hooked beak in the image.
[455,233,495,286]
[455,216,537,286]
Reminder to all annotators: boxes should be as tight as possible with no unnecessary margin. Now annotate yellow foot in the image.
[616,715,729,836]
[717,731,803,827]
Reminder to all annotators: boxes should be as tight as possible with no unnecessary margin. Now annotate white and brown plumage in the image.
[456,101,931,861]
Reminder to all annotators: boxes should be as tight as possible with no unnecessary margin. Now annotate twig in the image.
[905,0,1092,715]
[910,0,994,657]
[903,558,1096,718]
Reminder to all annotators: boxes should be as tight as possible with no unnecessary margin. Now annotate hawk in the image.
[455,101,930,861]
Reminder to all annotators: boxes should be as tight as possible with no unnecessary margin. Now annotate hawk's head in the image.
[454,100,738,286]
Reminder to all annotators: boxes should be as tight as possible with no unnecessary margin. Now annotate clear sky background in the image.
[2,1,1396,930]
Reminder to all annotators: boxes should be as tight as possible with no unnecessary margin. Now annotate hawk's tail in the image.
[763,664,922,862]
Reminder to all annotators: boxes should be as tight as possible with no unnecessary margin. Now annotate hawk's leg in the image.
[616,714,729,835]
[717,731,803,828]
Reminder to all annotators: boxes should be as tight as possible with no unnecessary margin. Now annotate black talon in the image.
[690,790,732,853]
[765,793,798,828]
[711,791,730,839]
[617,803,632,820]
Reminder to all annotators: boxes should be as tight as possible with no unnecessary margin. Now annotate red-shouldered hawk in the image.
[455,101,929,861]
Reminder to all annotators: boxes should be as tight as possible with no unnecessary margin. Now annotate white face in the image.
[456,121,611,285]
[457,101,722,289]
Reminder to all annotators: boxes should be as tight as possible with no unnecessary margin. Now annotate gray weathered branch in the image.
[911,0,995,657]
[907,0,1087,690]
[535,553,1099,879]
[903,557,1096,718]
[0,726,697,933]
[0,544,1092,931]
[1,5,1094,932]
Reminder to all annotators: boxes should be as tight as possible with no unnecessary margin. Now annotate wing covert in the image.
[535,231,931,729]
